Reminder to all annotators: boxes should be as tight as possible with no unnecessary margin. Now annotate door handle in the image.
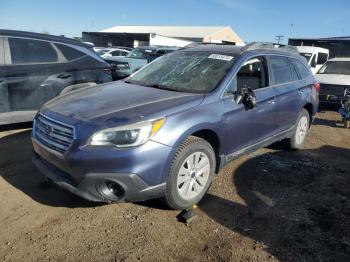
[298,89,304,95]
[57,73,72,79]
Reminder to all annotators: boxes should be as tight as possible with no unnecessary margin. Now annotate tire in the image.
[164,136,216,210]
[287,109,310,150]
[346,120,350,129]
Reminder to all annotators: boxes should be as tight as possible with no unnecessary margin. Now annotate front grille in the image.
[320,84,346,96]
[33,114,75,154]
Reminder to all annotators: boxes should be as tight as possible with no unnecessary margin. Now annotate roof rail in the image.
[181,41,236,49]
[241,42,299,54]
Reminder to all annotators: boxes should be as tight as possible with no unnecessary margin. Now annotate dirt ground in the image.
[0,110,349,262]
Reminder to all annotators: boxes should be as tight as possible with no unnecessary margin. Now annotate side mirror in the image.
[236,87,257,109]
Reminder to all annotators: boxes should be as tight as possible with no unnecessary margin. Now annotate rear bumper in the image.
[32,152,166,202]
[319,94,344,104]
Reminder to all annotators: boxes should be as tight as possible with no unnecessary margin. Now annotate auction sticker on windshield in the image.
[208,54,234,61]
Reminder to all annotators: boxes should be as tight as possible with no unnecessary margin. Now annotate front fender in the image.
[151,103,223,151]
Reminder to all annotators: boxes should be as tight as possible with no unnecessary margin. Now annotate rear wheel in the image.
[164,136,216,210]
[287,109,310,150]
[343,119,350,129]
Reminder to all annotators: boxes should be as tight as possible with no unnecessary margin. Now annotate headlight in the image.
[89,118,165,147]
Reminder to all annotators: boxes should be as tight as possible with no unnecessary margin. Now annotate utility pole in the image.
[289,23,294,38]
[275,35,284,44]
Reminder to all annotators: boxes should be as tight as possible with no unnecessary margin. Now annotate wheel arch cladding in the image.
[191,129,221,173]
[303,103,313,125]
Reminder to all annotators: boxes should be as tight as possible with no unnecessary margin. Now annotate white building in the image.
[82,26,244,48]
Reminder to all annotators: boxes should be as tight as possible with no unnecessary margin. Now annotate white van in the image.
[296,46,329,74]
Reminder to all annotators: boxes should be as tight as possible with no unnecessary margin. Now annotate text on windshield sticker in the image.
[208,54,234,61]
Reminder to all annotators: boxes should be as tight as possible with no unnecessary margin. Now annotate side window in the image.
[9,38,58,64]
[317,53,328,65]
[225,56,268,96]
[55,43,85,61]
[110,51,120,56]
[236,56,268,91]
[292,59,310,79]
[269,56,293,85]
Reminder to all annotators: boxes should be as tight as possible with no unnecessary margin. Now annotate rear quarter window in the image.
[288,58,300,81]
[292,59,311,79]
[9,37,58,64]
[55,43,85,61]
[269,56,293,85]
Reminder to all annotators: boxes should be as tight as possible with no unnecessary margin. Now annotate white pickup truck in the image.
[296,46,329,74]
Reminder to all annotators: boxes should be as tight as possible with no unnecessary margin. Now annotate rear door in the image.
[268,55,303,133]
[5,37,65,122]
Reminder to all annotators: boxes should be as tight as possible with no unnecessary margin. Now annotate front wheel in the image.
[164,136,216,210]
[287,109,310,150]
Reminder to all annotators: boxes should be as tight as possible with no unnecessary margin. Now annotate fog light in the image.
[97,181,125,201]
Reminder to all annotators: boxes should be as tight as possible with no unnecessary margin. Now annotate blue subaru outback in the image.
[32,43,319,210]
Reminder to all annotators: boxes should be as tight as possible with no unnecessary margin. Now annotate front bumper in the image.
[32,134,172,202]
[32,153,165,202]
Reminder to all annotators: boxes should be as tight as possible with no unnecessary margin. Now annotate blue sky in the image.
[1,0,349,43]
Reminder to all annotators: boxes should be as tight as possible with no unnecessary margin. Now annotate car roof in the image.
[0,29,91,48]
[107,48,130,51]
[136,46,178,51]
[328,57,350,62]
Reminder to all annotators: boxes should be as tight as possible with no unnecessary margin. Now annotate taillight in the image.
[313,82,320,93]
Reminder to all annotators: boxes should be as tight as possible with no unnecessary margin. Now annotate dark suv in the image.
[32,43,319,210]
[0,30,112,125]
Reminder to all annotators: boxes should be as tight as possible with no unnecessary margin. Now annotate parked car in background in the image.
[296,46,329,74]
[104,46,178,80]
[0,30,112,125]
[111,46,133,52]
[32,43,318,210]
[316,57,350,105]
[95,47,130,59]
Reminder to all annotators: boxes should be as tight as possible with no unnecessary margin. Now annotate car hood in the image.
[42,81,204,127]
[315,74,350,86]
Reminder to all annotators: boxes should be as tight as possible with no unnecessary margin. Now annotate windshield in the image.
[126,48,149,59]
[127,51,235,93]
[318,61,350,75]
[299,52,312,62]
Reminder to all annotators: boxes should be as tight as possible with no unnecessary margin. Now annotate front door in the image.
[221,56,278,156]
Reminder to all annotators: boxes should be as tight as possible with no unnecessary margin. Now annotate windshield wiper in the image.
[125,80,182,92]
[144,83,180,92]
